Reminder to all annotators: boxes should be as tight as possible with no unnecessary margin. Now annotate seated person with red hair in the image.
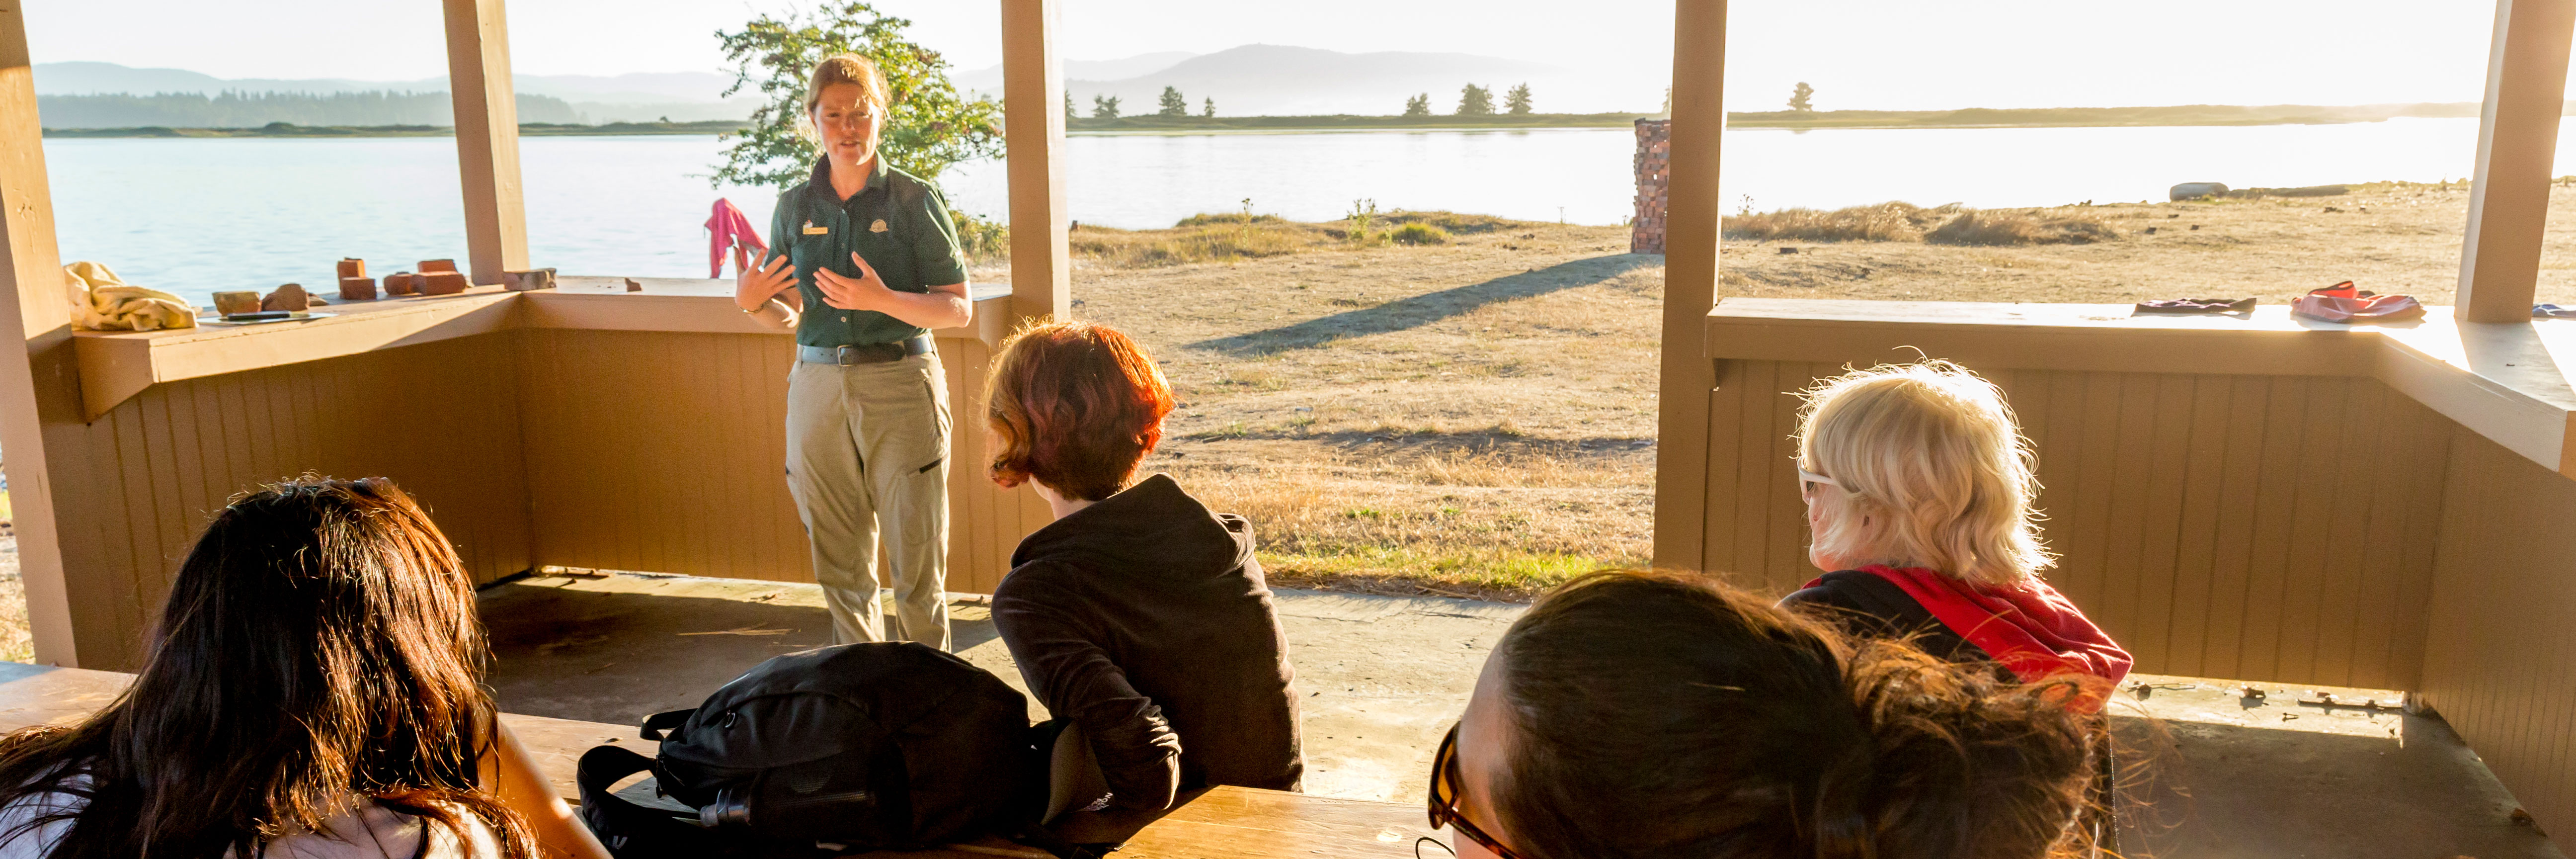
[985,322,1303,812]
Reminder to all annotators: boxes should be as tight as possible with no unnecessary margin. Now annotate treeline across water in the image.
[37,90,582,129]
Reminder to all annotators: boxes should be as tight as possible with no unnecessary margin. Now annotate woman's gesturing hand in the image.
[733,245,795,312]
[814,252,895,312]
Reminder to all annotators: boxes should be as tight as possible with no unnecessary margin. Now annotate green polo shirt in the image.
[764,157,970,347]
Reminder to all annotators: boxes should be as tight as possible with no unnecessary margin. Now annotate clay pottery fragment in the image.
[338,276,377,301]
[418,258,458,273]
[384,272,420,296]
[261,283,312,312]
[419,271,469,296]
[336,258,367,279]
[502,267,557,291]
[213,291,262,316]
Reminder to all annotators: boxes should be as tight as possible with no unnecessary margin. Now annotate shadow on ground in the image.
[1188,254,1657,356]
[2107,677,2563,859]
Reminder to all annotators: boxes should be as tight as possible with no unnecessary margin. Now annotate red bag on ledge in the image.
[2292,281,2424,323]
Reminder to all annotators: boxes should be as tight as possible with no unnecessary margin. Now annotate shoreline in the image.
[38,101,2554,139]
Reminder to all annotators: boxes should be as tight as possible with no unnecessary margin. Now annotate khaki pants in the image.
[785,353,952,649]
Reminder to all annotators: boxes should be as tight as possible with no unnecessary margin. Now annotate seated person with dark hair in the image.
[985,321,1302,812]
[1432,570,2100,859]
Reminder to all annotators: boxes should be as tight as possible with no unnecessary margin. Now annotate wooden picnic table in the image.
[0,662,1439,858]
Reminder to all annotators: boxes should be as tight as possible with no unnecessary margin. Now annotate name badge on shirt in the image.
[869,219,890,233]
[802,220,828,235]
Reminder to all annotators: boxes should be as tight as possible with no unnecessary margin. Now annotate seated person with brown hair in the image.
[1432,570,2100,859]
[985,321,1302,812]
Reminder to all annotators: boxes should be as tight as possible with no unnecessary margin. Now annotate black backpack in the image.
[576,642,1099,858]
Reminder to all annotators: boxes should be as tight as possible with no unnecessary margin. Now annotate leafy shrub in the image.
[950,210,1009,263]
[1390,223,1451,245]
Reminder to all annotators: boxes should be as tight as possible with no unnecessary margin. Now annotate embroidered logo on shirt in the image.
[802,221,828,235]
[869,219,890,233]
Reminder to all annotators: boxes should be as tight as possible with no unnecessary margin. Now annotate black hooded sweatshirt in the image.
[991,474,1304,810]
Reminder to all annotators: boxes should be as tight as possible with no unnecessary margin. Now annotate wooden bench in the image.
[0,662,1437,858]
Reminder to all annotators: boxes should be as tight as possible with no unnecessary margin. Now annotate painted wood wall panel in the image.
[55,335,533,669]
[2420,428,2576,840]
[1697,360,2452,689]
[513,330,1047,594]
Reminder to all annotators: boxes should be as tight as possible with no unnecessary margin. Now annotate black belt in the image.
[797,336,935,365]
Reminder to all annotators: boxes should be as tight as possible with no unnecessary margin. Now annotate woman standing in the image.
[734,54,973,649]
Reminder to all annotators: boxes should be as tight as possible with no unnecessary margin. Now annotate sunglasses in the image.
[1428,722,1524,859]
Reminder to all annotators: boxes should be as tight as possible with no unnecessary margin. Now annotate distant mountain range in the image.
[37,45,1660,128]
[964,45,1648,116]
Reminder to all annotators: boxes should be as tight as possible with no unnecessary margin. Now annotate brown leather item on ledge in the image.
[418,258,458,273]
[2292,281,2425,324]
[338,276,377,301]
[336,258,366,279]
[212,291,262,316]
[383,272,420,296]
[419,270,469,296]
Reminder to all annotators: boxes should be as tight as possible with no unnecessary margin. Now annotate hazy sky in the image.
[23,0,2513,110]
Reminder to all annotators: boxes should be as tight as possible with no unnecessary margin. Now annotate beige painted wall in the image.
[46,335,533,670]
[514,328,1049,594]
[2419,428,2576,834]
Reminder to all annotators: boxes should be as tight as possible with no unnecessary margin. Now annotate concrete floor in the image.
[484,572,2563,858]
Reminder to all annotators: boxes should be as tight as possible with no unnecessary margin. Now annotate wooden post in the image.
[2458,0,2576,323]
[1000,0,1073,327]
[0,3,87,666]
[442,0,530,286]
[1651,0,1728,572]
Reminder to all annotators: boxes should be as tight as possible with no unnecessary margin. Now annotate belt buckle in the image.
[835,345,859,366]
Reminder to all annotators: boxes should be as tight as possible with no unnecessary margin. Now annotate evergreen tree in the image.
[1092,94,1121,119]
[1789,82,1815,112]
[1505,83,1533,115]
[1157,86,1188,117]
[1403,93,1431,116]
[1065,90,1075,121]
[1457,84,1494,116]
[1203,96,1215,117]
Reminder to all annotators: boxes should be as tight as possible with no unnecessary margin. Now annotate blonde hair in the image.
[1796,361,2052,586]
[803,53,889,120]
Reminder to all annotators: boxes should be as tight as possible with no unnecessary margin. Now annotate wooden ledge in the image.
[68,279,1020,420]
[1706,298,2576,479]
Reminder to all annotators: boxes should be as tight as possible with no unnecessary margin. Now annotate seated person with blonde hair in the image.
[1781,361,2131,708]
[985,321,1302,812]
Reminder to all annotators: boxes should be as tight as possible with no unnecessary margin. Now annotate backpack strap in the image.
[577,744,732,859]
[639,708,695,742]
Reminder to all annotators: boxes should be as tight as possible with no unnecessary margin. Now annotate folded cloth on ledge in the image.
[706,198,768,278]
[65,261,195,332]
[2537,304,2576,319]
[2291,280,2424,324]
[2135,297,2256,314]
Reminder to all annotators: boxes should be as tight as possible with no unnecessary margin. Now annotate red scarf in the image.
[706,198,769,278]
[1809,565,2132,712]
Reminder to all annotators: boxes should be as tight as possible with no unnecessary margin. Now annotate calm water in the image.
[41,117,2562,307]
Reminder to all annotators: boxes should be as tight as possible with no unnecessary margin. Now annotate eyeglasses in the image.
[1798,468,1841,495]
[1428,722,1524,859]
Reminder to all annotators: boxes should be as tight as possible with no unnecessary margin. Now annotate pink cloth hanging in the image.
[706,198,768,278]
